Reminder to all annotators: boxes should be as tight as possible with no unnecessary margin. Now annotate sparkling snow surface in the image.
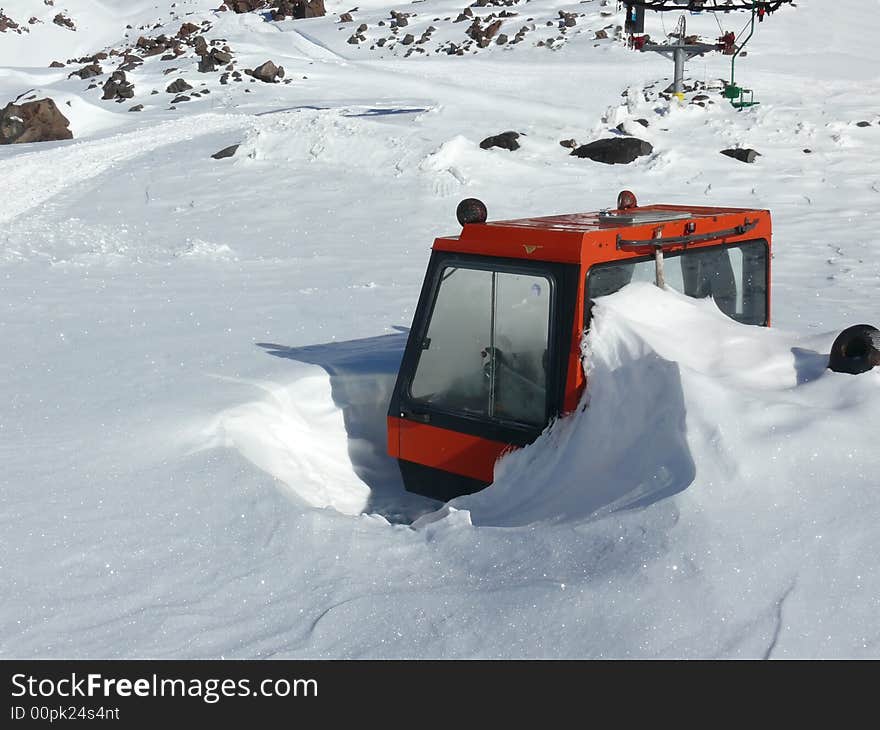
[1,0,879,657]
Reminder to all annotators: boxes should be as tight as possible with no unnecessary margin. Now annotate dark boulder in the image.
[571,137,653,164]
[0,98,73,144]
[53,13,75,31]
[69,64,102,79]
[102,71,134,101]
[721,148,760,163]
[249,60,284,82]
[211,144,240,159]
[480,131,521,151]
[166,79,193,94]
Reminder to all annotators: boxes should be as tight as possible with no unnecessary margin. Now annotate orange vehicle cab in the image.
[387,192,772,500]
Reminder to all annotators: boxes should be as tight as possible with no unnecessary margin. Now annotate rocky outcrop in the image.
[0,11,25,33]
[0,98,73,144]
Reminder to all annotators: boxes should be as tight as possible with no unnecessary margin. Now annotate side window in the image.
[586,241,767,326]
[410,267,552,425]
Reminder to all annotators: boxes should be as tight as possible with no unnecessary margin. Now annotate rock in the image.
[193,36,208,56]
[720,148,760,163]
[53,13,75,31]
[856,120,872,128]
[559,138,578,149]
[178,22,199,37]
[129,104,144,112]
[50,61,65,68]
[249,60,284,82]
[0,12,23,34]
[480,131,520,151]
[570,137,653,164]
[339,12,353,22]
[595,29,608,39]
[102,71,135,101]
[401,33,414,45]
[228,1,266,11]
[211,144,240,159]
[634,118,649,127]
[198,55,216,72]
[211,49,232,64]
[166,79,193,94]
[288,0,326,18]
[171,95,191,103]
[0,98,73,144]
[496,33,508,45]
[69,63,102,79]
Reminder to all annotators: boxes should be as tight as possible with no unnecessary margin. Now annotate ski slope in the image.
[1,0,879,658]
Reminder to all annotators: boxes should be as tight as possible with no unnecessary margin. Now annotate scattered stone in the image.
[227,1,267,11]
[193,36,208,56]
[402,33,414,45]
[496,33,508,45]
[570,137,653,164]
[171,95,191,103]
[52,13,75,31]
[595,29,608,39]
[721,148,760,163]
[0,12,23,34]
[271,0,326,19]
[856,120,872,128]
[480,130,521,151]
[50,61,65,68]
[178,22,199,37]
[166,78,193,94]
[129,104,144,112]
[340,12,353,22]
[559,138,578,149]
[69,64,102,79]
[102,71,135,101]
[248,60,284,82]
[0,98,73,144]
[211,144,240,159]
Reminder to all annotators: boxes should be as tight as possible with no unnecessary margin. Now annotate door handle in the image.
[400,408,430,424]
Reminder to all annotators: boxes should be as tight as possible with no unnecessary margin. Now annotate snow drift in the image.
[450,283,880,528]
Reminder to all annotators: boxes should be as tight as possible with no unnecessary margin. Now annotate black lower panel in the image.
[398,459,490,502]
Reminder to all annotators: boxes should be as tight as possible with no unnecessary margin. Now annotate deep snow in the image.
[1,0,879,658]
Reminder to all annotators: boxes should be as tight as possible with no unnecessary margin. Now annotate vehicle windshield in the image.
[409,266,552,426]
[587,240,768,325]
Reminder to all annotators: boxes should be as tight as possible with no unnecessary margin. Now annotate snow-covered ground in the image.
[1,0,879,657]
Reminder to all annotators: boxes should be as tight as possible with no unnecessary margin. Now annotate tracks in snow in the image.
[0,114,250,225]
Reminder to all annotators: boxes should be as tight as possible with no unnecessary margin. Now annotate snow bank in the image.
[451,283,880,527]
[201,364,371,515]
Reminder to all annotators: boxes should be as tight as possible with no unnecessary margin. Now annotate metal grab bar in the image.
[616,218,758,250]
